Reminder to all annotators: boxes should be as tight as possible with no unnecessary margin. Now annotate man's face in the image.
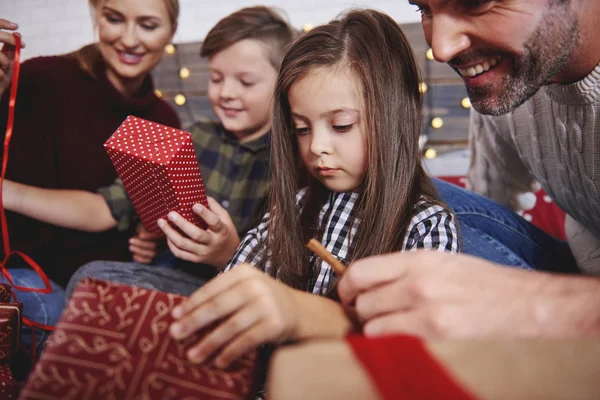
[411,0,579,115]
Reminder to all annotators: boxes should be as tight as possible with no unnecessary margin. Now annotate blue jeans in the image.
[434,178,578,273]
[65,261,209,300]
[7,269,66,356]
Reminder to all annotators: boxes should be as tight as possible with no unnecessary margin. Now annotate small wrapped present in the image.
[20,278,257,400]
[0,364,15,399]
[104,116,209,235]
[0,301,21,363]
[0,284,11,303]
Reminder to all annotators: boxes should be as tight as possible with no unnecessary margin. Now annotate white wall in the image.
[0,0,421,60]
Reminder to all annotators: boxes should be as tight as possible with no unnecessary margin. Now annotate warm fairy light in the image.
[165,43,176,54]
[154,89,162,98]
[174,94,186,106]
[302,23,313,32]
[419,82,428,93]
[461,97,472,108]
[179,67,190,79]
[431,117,444,129]
[424,148,437,159]
[426,48,434,60]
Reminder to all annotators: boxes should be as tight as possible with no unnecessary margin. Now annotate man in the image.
[337,0,600,339]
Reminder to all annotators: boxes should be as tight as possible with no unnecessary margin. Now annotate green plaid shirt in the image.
[99,121,271,237]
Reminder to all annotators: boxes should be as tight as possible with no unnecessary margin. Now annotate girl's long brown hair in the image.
[257,9,445,290]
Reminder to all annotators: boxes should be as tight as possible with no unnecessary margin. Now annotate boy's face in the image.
[411,0,578,115]
[208,39,278,141]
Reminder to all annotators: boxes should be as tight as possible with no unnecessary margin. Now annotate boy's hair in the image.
[260,9,450,290]
[200,6,295,70]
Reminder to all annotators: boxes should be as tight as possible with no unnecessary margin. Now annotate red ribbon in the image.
[0,33,55,363]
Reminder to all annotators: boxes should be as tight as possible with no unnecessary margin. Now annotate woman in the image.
[0,0,180,357]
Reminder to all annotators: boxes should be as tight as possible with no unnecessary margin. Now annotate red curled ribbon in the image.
[0,33,56,363]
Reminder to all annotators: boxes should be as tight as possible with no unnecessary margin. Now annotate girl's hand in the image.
[0,19,24,98]
[169,264,300,368]
[157,197,240,269]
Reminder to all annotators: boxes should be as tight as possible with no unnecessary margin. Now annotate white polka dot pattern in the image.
[0,364,13,398]
[105,116,208,235]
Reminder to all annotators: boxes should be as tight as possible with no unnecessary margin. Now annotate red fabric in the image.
[437,176,566,240]
[0,56,181,286]
[0,285,10,303]
[0,364,15,399]
[105,116,209,235]
[348,334,477,400]
[21,278,257,400]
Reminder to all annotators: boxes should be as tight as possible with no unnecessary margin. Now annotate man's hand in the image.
[157,197,240,269]
[338,251,600,339]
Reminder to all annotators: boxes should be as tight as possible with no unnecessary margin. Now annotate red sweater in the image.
[0,55,181,286]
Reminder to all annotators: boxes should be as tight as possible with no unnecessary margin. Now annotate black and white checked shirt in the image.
[225,189,459,295]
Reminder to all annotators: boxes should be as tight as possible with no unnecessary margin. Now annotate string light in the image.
[424,148,437,159]
[165,43,176,54]
[174,94,186,106]
[419,82,428,93]
[426,48,434,60]
[431,117,444,128]
[461,97,472,108]
[302,23,313,32]
[154,89,162,98]
[179,67,190,79]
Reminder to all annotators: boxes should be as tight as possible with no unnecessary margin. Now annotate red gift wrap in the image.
[0,364,14,399]
[20,278,257,400]
[105,116,209,235]
[0,285,10,303]
[0,303,21,363]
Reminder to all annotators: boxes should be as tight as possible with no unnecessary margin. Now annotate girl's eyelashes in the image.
[294,126,310,136]
[333,124,354,133]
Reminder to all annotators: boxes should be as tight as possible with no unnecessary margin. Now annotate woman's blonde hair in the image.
[70,0,179,77]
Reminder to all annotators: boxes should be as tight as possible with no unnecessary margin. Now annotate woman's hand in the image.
[158,197,240,269]
[169,264,300,368]
[0,19,24,98]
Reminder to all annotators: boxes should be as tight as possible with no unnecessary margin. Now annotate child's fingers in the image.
[129,242,157,259]
[0,53,10,71]
[186,305,261,364]
[170,285,254,341]
[129,236,158,250]
[0,30,23,50]
[213,321,274,368]
[198,198,230,233]
[132,253,153,264]
[167,211,211,244]
[172,264,257,319]
[165,239,203,263]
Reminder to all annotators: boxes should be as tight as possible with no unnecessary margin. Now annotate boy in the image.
[4,6,296,296]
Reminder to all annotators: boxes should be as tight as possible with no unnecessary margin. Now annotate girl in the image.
[0,0,179,355]
[168,9,459,368]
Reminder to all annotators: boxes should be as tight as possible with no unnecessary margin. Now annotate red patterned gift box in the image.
[0,364,14,399]
[105,116,209,235]
[20,278,257,400]
[0,303,21,364]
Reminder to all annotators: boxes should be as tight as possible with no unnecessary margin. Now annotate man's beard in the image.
[464,4,579,116]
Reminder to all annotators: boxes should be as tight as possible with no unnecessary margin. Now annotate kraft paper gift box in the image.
[0,301,21,363]
[104,116,209,235]
[20,278,258,400]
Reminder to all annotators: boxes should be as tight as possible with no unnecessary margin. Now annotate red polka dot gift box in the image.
[20,279,258,400]
[105,116,209,235]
